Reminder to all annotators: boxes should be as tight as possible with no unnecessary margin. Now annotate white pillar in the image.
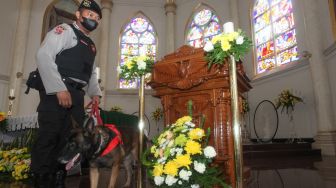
[164,0,176,54]
[8,0,33,116]
[229,0,239,29]
[98,0,113,107]
[303,0,336,156]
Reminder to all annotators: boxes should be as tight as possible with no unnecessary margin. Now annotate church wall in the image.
[318,0,336,120]
[0,0,19,112]
[238,0,318,139]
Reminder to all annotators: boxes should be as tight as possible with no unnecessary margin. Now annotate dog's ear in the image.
[71,115,80,129]
[84,117,95,134]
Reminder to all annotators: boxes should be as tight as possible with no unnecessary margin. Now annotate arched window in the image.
[119,13,157,89]
[186,6,222,48]
[253,0,298,74]
[42,0,79,41]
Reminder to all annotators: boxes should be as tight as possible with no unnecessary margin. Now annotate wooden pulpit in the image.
[149,45,252,186]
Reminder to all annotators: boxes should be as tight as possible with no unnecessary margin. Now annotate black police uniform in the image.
[31,1,102,187]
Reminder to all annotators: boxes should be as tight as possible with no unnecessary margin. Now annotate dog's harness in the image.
[100,124,123,157]
[90,102,123,157]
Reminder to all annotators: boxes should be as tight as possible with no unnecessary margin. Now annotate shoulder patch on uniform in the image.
[54,25,66,35]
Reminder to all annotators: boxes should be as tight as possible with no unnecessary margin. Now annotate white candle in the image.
[223,22,234,34]
[96,67,100,80]
[10,89,14,97]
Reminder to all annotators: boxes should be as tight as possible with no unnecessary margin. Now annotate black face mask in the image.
[81,17,98,32]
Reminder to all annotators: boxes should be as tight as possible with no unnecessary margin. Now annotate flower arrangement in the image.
[142,116,229,188]
[151,107,164,133]
[275,89,303,115]
[118,55,154,81]
[204,29,252,68]
[0,112,8,132]
[151,108,163,122]
[0,148,31,181]
[242,99,249,114]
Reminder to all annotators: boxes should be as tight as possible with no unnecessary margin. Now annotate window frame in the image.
[251,0,300,77]
[184,3,222,48]
[117,11,158,90]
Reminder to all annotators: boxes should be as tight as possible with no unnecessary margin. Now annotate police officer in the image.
[31,0,102,187]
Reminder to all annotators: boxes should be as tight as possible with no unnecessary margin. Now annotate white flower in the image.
[170,148,176,155]
[179,169,192,181]
[154,176,165,186]
[191,184,200,188]
[236,36,244,45]
[165,175,178,186]
[137,60,147,70]
[194,161,206,174]
[203,41,214,52]
[178,180,182,184]
[185,121,195,127]
[204,146,217,158]
[158,157,167,164]
[175,148,183,156]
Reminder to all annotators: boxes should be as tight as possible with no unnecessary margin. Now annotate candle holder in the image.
[7,95,15,117]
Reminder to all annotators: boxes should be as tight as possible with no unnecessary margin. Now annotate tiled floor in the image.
[1,156,335,188]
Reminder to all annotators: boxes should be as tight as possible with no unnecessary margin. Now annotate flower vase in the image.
[287,108,297,143]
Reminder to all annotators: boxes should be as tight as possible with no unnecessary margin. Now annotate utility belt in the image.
[62,77,87,90]
[25,69,87,94]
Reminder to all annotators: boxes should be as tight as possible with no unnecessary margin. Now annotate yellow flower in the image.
[0,112,5,121]
[185,140,202,155]
[150,145,157,154]
[163,161,179,176]
[136,55,148,62]
[125,60,134,69]
[153,164,164,177]
[175,116,192,127]
[226,32,239,42]
[221,41,231,51]
[211,35,222,44]
[188,128,205,140]
[174,154,191,169]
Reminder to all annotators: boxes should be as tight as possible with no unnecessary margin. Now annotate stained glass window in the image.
[119,15,157,89]
[253,0,299,74]
[186,8,221,48]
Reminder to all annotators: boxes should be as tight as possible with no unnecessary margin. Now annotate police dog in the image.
[58,117,138,188]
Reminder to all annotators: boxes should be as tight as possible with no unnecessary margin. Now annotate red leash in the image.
[88,101,123,157]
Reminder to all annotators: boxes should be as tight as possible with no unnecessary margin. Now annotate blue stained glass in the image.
[187,7,221,48]
[139,32,155,44]
[194,9,212,26]
[130,17,148,32]
[121,30,138,44]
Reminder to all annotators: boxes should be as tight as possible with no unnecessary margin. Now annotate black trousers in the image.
[31,86,85,174]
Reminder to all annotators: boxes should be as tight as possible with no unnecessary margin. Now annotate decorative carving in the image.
[150,45,252,186]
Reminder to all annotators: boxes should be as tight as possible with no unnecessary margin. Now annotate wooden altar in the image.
[149,45,252,186]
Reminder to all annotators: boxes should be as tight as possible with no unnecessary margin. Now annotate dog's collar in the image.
[100,124,123,157]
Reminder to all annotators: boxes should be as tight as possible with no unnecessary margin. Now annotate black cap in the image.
[78,0,102,19]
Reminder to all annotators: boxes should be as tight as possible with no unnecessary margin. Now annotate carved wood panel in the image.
[150,45,251,187]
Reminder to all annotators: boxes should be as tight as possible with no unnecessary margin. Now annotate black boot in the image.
[33,173,52,188]
[54,170,66,188]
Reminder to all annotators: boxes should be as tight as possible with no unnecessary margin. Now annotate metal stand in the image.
[137,75,145,188]
[229,55,243,188]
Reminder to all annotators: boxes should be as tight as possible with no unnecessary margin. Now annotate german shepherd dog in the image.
[57,117,138,188]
